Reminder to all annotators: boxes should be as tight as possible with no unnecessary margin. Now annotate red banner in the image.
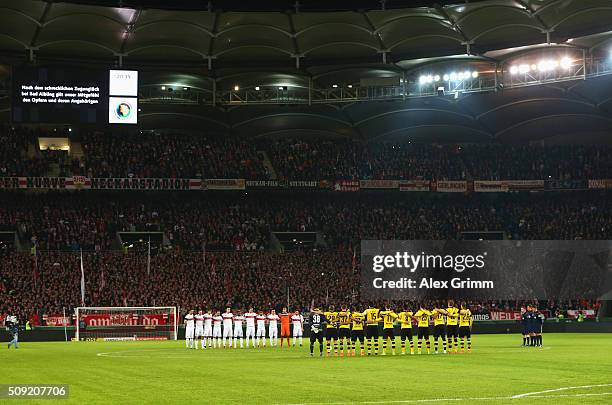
[82,313,169,326]
[359,180,399,189]
[489,311,522,321]
[44,315,71,326]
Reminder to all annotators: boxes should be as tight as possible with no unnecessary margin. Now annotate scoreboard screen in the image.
[12,67,138,125]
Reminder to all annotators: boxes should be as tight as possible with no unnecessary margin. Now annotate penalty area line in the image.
[277,387,612,405]
[511,383,612,398]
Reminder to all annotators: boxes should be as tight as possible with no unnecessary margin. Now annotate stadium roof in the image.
[1,0,612,142]
[1,0,611,69]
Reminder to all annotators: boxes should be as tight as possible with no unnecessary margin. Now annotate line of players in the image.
[184,307,304,349]
[308,300,473,357]
[521,304,545,347]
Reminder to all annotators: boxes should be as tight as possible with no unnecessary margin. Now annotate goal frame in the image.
[75,306,178,341]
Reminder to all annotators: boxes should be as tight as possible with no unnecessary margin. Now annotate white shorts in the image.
[256,328,266,338]
[195,327,204,337]
[204,326,212,337]
[234,327,243,338]
[292,326,303,337]
[269,327,278,338]
[245,326,256,338]
[213,327,222,338]
[185,327,195,339]
[223,326,233,338]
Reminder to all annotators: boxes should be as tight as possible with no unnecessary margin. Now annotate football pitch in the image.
[1,333,611,404]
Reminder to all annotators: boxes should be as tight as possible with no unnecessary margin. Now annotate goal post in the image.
[75,306,178,341]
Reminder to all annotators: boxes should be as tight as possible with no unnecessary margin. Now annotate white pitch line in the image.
[511,383,612,398]
[276,386,612,405]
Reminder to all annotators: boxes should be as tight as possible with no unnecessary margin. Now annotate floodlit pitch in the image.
[2,334,611,404]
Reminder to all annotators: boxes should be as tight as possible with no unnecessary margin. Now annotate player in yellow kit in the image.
[363,305,381,355]
[397,307,414,355]
[324,306,338,356]
[445,300,460,353]
[350,309,366,356]
[459,302,473,353]
[379,305,398,355]
[337,306,352,356]
[431,303,448,354]
[413,304,432,354]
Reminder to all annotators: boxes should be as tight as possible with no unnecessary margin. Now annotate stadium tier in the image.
[1,0,612,403]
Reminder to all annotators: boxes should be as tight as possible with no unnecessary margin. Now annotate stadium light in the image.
[509,66,518,74]
[560,57,572,69]
[472,71,479,78]
[255,86,260,91]
[332,84,338,88]
[443,74,450,81]
[457,72,464,80]
[449,72,457,81]
[426,75,434,83]
[419,75,427,85]
[234,85,240,91]
[434,75,440,82]
[463,71,470,79]
[161,85,166,90]
[347,84,353,88]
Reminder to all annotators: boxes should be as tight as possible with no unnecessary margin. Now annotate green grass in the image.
[1,334,611,404]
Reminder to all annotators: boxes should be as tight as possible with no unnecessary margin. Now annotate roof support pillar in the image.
[212,80,216,107]
[308,77,312,106]
[462,41,474,55]
[582,49,587,80]
[27,47,36,62]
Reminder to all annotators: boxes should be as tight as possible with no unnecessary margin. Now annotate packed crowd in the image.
[3,126,612,181]
[1,191,611,252]
[0,127,51,177]
[0,250,602,325]
[265,140,612,180]
[74,132,269,179]
[0,250,356,323]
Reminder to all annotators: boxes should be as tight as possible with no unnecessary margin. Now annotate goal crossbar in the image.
[75,306,178,341]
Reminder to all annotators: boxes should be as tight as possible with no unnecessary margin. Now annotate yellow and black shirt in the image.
[414,309,431,328]
[337,311,352,329]
[351,312,365,331]
[379,310,398,329]
[363,308,380,326]
[324,311,338,328]
[459,309,472,327]
[397,311,413,329]
[446,307,460,326]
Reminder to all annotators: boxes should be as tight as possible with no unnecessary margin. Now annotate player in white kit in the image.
[212,311,223,348]
[194,310,205,349]
[291,310,305,347]
[268,309,280,347]
[222,307,234,348]
[203,310,213,349]
[184,310,195,349]
[244,307,257,348]
[233,311,245,348]
[256,310,267,347]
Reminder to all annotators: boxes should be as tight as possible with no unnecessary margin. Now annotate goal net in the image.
[75,307,177,341]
